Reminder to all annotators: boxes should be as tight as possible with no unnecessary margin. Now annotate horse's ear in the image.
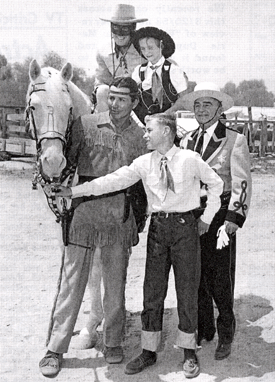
[61,63,73,82]
[29,59,41,81]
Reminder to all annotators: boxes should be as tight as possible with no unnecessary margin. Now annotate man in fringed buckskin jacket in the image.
[39,77,147,377]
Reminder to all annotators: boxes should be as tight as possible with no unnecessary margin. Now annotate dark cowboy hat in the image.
[100,4,148,24]
[132,27,175,58]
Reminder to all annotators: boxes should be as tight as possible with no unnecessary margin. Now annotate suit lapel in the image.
[202,122,227,163]
[186,129,199,151]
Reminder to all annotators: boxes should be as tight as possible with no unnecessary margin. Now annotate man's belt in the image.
[151,210,195,219]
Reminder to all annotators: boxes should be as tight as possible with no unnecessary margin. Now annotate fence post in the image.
[2,111,8,139]
[260,117,268,157]
[271,122,275,153]
[248,106,253,147]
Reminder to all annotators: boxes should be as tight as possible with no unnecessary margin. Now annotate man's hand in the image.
[43,184,73,198]
[224,220,238,235]
[53,185,73,198]
[198,218,210,236]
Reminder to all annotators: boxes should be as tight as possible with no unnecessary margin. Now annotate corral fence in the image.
[226,107,275,157]
[0,106,274,158]
[0,106,36,157]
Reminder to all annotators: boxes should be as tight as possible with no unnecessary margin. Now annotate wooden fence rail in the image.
[0,108,36,156]
[226,119,275,156]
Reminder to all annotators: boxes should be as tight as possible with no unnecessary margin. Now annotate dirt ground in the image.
[0,157,275,382]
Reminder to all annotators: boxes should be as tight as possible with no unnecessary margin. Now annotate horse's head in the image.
[26,59,91,181]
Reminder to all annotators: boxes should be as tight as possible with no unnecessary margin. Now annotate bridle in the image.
[25,82,74,152]
[25,80,77,225]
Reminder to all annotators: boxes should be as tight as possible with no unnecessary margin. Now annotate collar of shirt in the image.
[199,121,218,152]
[148,56,165,71]
[142,56,165,90]
[155,144,178,164]
[109,115,133,134]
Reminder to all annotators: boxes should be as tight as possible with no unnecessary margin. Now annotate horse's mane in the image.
[27,66,92,119]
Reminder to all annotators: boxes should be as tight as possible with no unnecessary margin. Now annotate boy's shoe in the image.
[104,346,124,364]
[183,349,200,379]
[215,342,231,360]
[125,350,157,374]
[39,351,63,377]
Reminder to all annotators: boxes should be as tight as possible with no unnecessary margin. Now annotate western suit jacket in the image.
[186,121,252,227]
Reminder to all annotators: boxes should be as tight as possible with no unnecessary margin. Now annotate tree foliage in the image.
[0,52,95,107]
[42,51,66,70]
[222,80,274,107]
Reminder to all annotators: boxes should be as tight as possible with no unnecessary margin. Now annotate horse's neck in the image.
[68,82,91,119]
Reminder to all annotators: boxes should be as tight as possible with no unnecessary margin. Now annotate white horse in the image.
[27,59,103,349]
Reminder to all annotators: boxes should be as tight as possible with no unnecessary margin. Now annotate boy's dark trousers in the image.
[141,211,201,349]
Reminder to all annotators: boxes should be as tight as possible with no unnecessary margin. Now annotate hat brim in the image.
[100,17,148,24]
[132,27,175,59]
[182,90,234,112]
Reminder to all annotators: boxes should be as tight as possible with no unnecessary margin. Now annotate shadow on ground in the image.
[64,294,274,382]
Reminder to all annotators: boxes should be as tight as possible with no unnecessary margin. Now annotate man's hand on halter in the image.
[43,184,72,197]
[54,185,73,198]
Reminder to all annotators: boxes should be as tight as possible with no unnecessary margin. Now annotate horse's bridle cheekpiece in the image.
[26,81,73,151]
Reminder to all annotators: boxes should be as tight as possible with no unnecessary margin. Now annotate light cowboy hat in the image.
[182,82,234,112]
[100,4,148,24]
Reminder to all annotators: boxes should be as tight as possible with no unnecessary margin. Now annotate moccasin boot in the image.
[39,351,63,377]
[104,346,124,364]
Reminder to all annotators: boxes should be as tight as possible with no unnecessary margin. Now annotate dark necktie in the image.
[160,156,175,201]
[195,129,205,154]
[151,66,163,108]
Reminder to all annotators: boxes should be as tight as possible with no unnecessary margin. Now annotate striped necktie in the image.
[195,129,206,154]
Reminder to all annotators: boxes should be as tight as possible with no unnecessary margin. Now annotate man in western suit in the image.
[182,82,252,360]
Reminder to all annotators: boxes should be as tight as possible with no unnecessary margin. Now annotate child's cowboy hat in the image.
[100,4,148,24]
[132,27,175,59]
[182,82,234,112]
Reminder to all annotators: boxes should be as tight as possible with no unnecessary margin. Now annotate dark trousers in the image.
[141,212,201,338]
[198,207,236,344]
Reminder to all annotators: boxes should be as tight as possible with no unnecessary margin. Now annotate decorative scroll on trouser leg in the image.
[71,247,104,350]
